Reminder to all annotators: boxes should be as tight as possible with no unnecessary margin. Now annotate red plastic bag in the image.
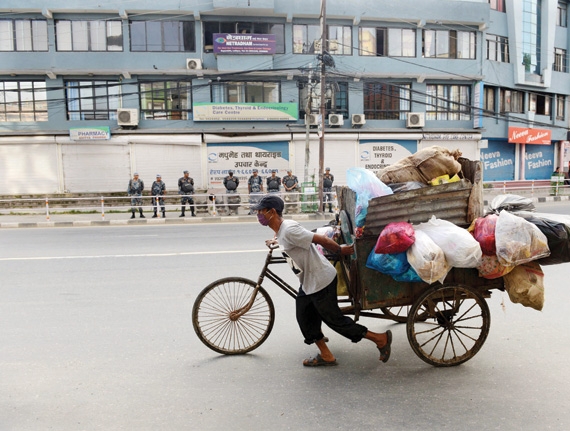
[472,214,498,256]
[375,222,415,254]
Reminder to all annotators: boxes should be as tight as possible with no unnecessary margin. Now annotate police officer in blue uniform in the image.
[127,172,145,219]
[178,170,196,217]
[151,174,166,218]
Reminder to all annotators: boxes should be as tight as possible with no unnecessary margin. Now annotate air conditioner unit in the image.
[351,113,366,126]
[313,39,322,52]
[406,112,425,128]
[328,114,344,127]
[117,108,139,126]
[186,58,203,70]
[328,40,339,51]
[305,114,319,126]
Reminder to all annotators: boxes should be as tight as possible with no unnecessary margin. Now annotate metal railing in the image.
[0,190,339,221]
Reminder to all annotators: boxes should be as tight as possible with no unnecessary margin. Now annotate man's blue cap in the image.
[251,194,284,212]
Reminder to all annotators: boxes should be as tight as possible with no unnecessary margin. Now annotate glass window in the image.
[486,34,509,62]
[211,81,280,103]
[483,86,496,115]
[554,48,567,72]
[363,82,411,120]
[293,24,321,54]
[0,19,48,51]
[129,20,195,52]
[556,95,565,120]
[500,88,524,113]
[359,27,415,57]
[426,84,471,120]
[298,81,348,118]
[140,80,192,120]
[423,30,475,59]
[489,0,506,12]
[204,21,284,53]
[0,80,47,122]
[65,80,120,120]
[557,2,567,27]
[56,20,123,52]
[522,0,541,74]
[327,25,352,55]
[529,93,551,116]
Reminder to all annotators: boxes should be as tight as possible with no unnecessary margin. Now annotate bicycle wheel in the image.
[407,285,490,367]
[192,277,275,355]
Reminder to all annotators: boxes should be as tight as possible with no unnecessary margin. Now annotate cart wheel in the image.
[380,306,410,323]
[407,285,490,367]
[192,277,275,355]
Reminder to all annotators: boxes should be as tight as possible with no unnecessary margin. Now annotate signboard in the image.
[525,144,554,179]
[508,127,552,145]
[473,81,484,129]
[480,140,515,181]
[213,33,276,54]
[358,140,418,175]
[193,103,298,122]
[69,127,110,140]
[207,141,289,187]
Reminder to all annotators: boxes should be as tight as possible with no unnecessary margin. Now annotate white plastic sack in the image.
[415,216,482,268]
[495,210,550,266]
[407,230,450,284]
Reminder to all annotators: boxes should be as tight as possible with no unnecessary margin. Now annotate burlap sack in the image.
[412,146,463,183]
[377,158,426,184]
[503,261,544,311]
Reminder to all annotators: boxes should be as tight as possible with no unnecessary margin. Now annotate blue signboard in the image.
[480,140,515,181]
[525,144,555,180]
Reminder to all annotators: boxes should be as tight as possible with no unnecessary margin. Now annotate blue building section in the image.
[480,140,515,181]
[525,144,555,179]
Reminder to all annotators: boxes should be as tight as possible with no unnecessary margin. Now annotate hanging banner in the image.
[213,33,276,54]
[358,140,418,174]
[193,103,298,121]
[508,127,552,145]
[207,141,289,187]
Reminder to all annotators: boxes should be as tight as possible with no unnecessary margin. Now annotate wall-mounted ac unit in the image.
[117,109,139,126]
[328,114,344,127]
[351,113,366,126]
[305,114,319,126]
[406,112,425,128]
[186,58,203,70]
[328,40,339,51]
[313,39,322,52]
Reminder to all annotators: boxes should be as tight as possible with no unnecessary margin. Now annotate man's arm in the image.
[312,233,353,256]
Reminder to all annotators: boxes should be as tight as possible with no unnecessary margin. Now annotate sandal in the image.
[377,330,392,363]
[303,354,338,367]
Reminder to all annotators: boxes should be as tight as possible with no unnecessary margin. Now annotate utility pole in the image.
[318,0,326,214]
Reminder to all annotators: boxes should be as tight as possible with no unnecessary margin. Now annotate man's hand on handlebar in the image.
[265,239,279,249]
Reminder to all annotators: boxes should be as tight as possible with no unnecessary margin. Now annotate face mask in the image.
[257,211,271,226]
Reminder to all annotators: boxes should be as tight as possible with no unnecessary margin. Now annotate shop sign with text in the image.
[213,33,276,54]
[508,127,551,145]
[69,127,110,140]
[194,103,298,121]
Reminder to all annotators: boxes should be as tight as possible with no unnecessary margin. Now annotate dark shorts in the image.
[296,277,367,345]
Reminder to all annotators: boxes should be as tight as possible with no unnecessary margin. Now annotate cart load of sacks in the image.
[365,194,570,312]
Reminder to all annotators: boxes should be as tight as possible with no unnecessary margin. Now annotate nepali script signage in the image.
[508,127,552,145]
[213,33,276,54]
[69,127,110,140]
[193,103,298,121]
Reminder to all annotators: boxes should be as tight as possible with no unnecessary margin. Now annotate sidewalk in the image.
[1,190,568,229]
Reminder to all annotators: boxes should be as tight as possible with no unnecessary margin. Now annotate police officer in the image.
[127,172,145,219]
[247,168,264,215]
[178,170,195,217]
[323,167,334,213]
[223,170,240,215]
[282,169,299,214]
[267,169,281,193]
[151,174,166,218]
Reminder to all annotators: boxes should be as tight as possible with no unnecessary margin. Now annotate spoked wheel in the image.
[407,285,490,367]
[192,277,275,355]
[381,306,429,324]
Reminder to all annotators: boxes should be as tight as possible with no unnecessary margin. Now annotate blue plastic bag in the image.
[392,266,423,282]
[366,250,409,275]
[346,167,393,227]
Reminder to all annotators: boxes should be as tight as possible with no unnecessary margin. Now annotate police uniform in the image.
[248,170,264,214]
[178,171,195,217]
[151,175,166,217]
[282,172,299,213]
[223,171,240,215]
[323,169,334,213]
[267,171,281,193]
[127,174,145,218]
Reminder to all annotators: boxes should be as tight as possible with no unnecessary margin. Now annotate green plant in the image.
[522,53,531,72]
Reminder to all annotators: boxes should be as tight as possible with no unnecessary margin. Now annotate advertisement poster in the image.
[480,140,515,181]
[358,140,418,174]
[207,141,289,188]
[525,144,555,179]
[194,103,298,122]
[213,33,276,54]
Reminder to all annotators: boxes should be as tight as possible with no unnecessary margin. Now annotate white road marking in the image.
[0,249,269,261]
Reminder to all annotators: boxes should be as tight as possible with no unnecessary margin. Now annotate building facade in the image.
[1,0,568,195]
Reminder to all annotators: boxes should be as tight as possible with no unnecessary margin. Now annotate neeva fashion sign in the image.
[213,33,276,54]
[508,127,552,145]
[193,103,298,121]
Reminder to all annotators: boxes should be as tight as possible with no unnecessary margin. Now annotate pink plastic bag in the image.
[472,214,498,256]
[375,222,416,254]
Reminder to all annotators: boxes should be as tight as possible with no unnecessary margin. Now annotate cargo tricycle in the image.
[192,159,505,367]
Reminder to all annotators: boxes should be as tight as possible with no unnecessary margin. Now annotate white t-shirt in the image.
[276,220,337,295]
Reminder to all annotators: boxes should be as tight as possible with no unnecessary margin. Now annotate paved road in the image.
[1,214,570,430]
